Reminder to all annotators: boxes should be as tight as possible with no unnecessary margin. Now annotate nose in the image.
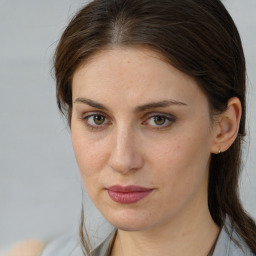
[108,127,144,174]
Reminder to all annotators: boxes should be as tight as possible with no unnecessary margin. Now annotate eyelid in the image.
[142,112,176,128]
[80,111,107,119]
[79,111,176,131]
[80,111,111,130]
[142,112,176,120]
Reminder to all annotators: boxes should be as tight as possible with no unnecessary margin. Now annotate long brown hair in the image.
[54,0,256,254]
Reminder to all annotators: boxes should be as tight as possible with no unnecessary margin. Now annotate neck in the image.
[111,199,219,256]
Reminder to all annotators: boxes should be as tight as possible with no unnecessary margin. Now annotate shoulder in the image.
[90,230,116,256]
[213,216,255,256]
[41,231,83,256]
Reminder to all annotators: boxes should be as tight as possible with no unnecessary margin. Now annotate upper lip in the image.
[106,185,153,192]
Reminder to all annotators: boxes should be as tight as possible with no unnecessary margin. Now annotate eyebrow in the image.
[74,97,187,112]
[74,98,107,110]
[135,100,187,112]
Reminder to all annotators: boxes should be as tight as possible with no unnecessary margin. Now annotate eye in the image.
[152,116,167,126]
[88,114,106,126]
[81,112,110,130]
[143,114,175,128]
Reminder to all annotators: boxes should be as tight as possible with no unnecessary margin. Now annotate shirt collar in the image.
[91,216,253,256]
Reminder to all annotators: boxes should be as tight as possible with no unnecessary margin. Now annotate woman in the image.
[43,0,256,255]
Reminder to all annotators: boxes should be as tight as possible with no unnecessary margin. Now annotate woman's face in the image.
[71,47,217,232]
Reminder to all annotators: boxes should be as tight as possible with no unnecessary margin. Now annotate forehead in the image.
[72,47,207,107]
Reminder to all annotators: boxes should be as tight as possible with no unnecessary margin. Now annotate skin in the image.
[5,240,44,256]
[71,47,240,256]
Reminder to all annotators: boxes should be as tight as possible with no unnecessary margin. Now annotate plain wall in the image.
[0,0,255,251]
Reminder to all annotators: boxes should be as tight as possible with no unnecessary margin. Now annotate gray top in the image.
[42,217,255,256]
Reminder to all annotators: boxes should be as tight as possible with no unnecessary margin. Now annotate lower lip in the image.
[107,190,153,204]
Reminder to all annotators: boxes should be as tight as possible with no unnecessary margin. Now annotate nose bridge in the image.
[109,123,143,173]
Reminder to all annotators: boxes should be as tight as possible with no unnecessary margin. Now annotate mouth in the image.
[106,185,154,204]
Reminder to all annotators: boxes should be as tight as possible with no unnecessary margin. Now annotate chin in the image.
[112,221,150,232]
[104,209,154,232]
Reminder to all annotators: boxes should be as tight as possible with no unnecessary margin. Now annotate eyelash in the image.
[80,112,110,131]
[142,113,176,129]
[80,112,176,131]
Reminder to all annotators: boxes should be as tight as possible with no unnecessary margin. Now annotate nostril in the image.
[108,148,144,174]
[109,157,133,173]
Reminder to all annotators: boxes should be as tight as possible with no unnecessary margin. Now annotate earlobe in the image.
[211,97,242,154]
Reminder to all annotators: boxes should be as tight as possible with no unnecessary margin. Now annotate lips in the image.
[106,185,153,204]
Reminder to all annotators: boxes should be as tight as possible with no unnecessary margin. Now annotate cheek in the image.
[148,131,211,186]
[72,135,110,203]
[147,134,210,213]
[71,128,109,180]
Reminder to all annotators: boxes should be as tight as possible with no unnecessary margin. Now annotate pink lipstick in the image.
[106,185,153,204]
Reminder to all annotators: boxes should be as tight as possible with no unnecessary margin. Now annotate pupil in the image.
[154,116,165,125]
[94,115,104,125]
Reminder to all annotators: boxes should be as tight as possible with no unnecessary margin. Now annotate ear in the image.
[211,97,242,154]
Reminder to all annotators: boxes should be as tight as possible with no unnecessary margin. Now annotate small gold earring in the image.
[218,147,222,154]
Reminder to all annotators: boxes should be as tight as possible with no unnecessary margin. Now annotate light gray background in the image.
[0,0,255,251]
